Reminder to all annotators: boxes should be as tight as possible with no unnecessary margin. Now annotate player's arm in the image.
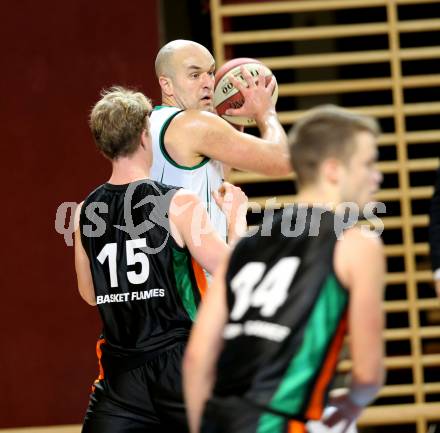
[169,185,246,274]
[74,203,96,306]
[183,253,230,433]
[213,182,248,242]
[325,228,385,430]
[167,67,290,176]
[170,109,290,176]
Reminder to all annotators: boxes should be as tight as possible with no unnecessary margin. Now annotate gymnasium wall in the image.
[0,0,160,427]
[210,1,440,432]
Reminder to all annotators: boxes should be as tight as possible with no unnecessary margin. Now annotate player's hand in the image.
[323,389,363,433]
[214,104,244,131]
[213,182,248,224]
[225,66,276,122]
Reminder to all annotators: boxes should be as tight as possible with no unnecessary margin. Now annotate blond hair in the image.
[89,86,152,159]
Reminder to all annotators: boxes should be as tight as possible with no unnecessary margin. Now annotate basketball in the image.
[214,58,278,127]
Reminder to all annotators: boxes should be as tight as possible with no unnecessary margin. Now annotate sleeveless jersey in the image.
[213,207,348,424]
[79,180,206,376]
[149,105,227,240]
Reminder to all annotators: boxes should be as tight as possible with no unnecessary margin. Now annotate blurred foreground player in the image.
[74,87,247,433]
[184,105,386,433]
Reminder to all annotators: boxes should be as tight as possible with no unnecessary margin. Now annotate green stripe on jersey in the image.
[263,274,348,418]
[158,109,210,170]
[257,412,285,433]
[172,247,198,321]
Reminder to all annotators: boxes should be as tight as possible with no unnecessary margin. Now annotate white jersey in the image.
[150,105,227,240]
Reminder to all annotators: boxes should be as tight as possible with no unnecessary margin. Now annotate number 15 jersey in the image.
[79,180,206,376]
[213,207,349,422]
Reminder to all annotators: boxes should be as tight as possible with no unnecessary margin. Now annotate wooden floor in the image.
[0,426,80,433]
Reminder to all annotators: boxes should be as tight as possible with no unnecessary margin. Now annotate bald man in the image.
[150,39,290,240]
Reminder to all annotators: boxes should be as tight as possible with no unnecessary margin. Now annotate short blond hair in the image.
[89,86,152,159]
[289,105,380,186]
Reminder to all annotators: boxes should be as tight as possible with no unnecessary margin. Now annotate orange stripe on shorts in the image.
[91,338,105,392]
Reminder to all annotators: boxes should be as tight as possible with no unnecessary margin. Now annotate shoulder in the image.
[336,227,384,269]
[334,227,385,289]
[170,109,229,132]
[79,184,107,219]
[339,227,384,254]
[82,184,106,205]
[150,105,182,120]
[170,188,202,212]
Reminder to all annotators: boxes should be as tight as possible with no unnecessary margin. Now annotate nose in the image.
[202,72,214,89]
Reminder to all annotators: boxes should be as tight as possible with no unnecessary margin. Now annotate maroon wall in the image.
[0,0,160,427]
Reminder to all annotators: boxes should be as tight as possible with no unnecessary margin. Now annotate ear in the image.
[321,157,343,185]
[140,129,151,149]
[159,75,173,97]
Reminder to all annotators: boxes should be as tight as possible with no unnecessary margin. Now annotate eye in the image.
[208,71,215,77]
[190,72,200,79]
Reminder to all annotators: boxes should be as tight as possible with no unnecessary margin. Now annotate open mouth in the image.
[201,96,212,102]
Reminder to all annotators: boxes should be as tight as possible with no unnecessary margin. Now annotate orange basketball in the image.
[214,58,278,127]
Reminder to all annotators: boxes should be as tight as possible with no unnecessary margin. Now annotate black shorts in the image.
[201,396,306,433]
[82,341,188,433]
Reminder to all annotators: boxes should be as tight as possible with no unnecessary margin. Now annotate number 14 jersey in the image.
[213,207,349,422]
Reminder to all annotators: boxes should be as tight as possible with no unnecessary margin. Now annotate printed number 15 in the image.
[97,239,150,288]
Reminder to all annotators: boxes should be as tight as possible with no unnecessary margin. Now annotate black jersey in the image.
[80,180,206,375]
[213,207,348,424]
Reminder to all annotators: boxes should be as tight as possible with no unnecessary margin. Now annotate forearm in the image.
[256,110,289,165]
[227,211,247,245]
[184,360,215,433]
[183,259,229,432]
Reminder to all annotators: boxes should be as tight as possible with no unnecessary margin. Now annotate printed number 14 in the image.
[230,257,300,320]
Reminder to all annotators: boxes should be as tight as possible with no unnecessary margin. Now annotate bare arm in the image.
[74,203,96,306]
[169,187,246,274]
[166,67,290,176]
[168,110,289,175]
[212,182,248,244]
[346,234,385,391]
[325,228,385,429]
[183,253,229,433]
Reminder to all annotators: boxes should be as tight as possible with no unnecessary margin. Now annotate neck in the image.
[108,152,151,185]
[161,94,178,108]
[295,184,341,209]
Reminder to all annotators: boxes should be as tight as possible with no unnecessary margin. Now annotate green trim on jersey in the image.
[153,105,171,111]
[262,274,348,420]
[257,413,285,433]
[158,108,210,171]
[172,247,198,321]
[206,169,211,217]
